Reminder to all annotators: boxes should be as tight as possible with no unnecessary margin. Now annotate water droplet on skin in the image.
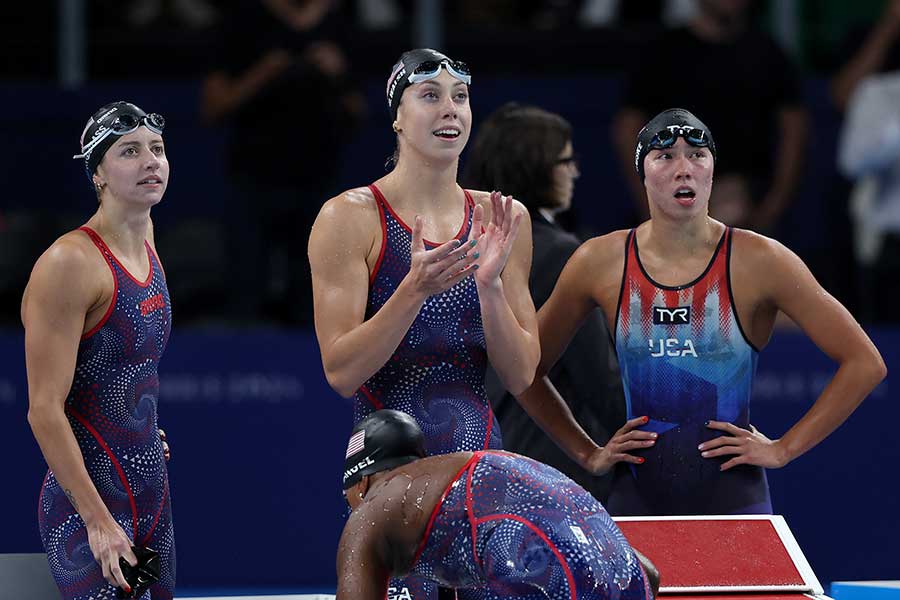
[397,477,414,525]
[414,479,430,512]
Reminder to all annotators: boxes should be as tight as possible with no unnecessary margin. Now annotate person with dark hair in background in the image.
[463,102,626,503]
[201,0,364,326]
[337,409,659,600]
[25,101,175,598]
[516,107,885,516]
[833,0,900,324]
[309,48,540,600]
[612,0,808,233]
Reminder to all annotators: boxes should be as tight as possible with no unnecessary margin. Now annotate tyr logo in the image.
[653,306,691,325]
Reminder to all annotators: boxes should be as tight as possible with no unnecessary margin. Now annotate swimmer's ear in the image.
[358,475,371,500]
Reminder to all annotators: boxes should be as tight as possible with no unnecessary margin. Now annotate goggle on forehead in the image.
[649,126,709,150]
[73,112,166,160]
[408,60,471,85]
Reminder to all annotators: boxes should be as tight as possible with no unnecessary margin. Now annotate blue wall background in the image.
[1,75,893,590]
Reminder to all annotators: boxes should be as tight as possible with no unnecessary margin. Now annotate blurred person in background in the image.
[201,0,364,326]
[463,102,625,503]
[612,0,808,233]
[453,0,581,29]
[834,0,900,324]
[25,101,175,598]
[126,0,219,28]
[578,0,698,28]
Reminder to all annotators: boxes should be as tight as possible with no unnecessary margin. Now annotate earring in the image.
[392,121,402,133]
[94,182,105,193]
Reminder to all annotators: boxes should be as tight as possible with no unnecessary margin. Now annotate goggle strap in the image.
[73,127,116,160]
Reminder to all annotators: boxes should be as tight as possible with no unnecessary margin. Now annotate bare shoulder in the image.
[467,188,530,219]
[729,228,818,308]
[311,186,380,253]
[31,230,102,282]
[316,187,378,231]
[338,502,383,557]
[23,230,106,317]
[572,229,631,272]
[467,188,492,208]
[730,227,795,273]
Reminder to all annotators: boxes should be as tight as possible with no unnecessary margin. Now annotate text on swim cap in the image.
[343,455,376,483]
[387,66,407,108]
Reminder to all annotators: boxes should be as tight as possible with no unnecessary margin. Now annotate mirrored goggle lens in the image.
[413,60,441,75]
[650,127,708,149]
[408,61,442,83]
[684,128,707,146]
[445,61,471,84]
[145,113,165,133]
[650,129,677,149]
[111,114,140,133]
[409,60,471,85]
[110,113,165,134]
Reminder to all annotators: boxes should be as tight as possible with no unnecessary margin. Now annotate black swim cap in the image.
[634,108,716,182]
[385,48,470,122]
[342,409,426,490]
[73,101,164,182]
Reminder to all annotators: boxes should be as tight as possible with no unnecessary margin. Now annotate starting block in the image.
[613,515,830,600]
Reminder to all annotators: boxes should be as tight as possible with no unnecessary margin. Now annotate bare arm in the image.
[516,241,603,464]
[309,193,478,397]
[335,507,392,600]
[702,235,886,469]
[764,239,886,462]
[474,194,540,395]
[831,0,900,111]
[516,237,656,473]
[634,549,660,598]
[611,108,649,219]
[23,239,137,590]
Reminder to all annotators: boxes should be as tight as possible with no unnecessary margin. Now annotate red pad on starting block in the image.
[614,515,825,595]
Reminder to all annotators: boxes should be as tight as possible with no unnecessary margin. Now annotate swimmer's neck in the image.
[380,155,462,212]
[86,203,153,257]
[640,215,724,259]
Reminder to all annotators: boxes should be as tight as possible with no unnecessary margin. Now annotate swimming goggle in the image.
[408,59,471,85]
[648,126,710,151]
[73,112,166,160]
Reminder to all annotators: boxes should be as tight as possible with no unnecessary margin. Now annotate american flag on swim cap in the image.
[346,430,365,458]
